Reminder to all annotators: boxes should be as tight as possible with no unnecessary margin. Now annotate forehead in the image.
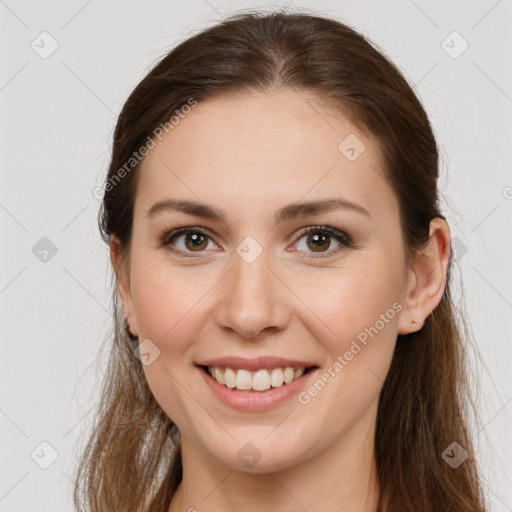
[135,89,398,227]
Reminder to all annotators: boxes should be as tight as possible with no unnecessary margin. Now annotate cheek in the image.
[290,262,403,391]
[288,276,400,445]
[130,261,215,426]
[130,258,213,352]
[295,259,402,335]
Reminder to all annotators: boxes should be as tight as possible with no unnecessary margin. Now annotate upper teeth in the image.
[207,366,307,391]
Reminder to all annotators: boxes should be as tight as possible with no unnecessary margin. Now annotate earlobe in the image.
[118,280,139,339]
[110,235,139,338]
[397,218,451,335]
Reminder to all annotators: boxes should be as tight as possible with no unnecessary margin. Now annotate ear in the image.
[110,235,139,338]
[397,218,451,335]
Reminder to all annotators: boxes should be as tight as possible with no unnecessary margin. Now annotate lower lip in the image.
[197,366,319,411]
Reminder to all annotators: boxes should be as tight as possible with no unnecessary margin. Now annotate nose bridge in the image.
[214,238,289,338]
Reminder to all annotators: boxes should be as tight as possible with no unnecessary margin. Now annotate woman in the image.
[74,10,487,511]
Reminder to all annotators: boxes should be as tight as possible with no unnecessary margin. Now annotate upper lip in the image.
[196,356,318,371]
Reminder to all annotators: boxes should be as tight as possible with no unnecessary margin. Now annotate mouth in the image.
[199,364,318,392]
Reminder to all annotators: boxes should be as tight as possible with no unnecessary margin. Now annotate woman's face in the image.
[115,89,418,472]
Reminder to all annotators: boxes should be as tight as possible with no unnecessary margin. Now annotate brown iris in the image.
[306,232,331,252]
[184,233,208,251]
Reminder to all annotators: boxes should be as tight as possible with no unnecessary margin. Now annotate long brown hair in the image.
[73,9,487,511]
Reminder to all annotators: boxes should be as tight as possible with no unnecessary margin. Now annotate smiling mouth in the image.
[200,365,317,392]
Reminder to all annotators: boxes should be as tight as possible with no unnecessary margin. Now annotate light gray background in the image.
[1,1,511,510]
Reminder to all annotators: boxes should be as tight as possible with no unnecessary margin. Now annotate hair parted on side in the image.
[73,9,487,511]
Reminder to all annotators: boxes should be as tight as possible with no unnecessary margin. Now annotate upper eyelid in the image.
[164,225,347,241]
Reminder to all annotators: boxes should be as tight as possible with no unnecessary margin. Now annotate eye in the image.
[160,225,353,258]
[161,227,218,257]
[292,225,353,258]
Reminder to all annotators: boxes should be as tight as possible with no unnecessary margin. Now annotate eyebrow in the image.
[146,197,371,223]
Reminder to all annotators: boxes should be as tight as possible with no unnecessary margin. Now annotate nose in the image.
[212,245,290,339]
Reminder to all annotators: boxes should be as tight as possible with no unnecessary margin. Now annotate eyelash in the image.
[160,225,354,259]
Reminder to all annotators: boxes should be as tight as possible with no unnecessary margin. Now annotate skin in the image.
[110,89,451,511]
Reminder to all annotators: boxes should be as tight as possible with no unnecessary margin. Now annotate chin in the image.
[201,435,312,474]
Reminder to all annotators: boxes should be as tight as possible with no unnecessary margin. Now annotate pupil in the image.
[310,233,328,252]
[188,233,206,250]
